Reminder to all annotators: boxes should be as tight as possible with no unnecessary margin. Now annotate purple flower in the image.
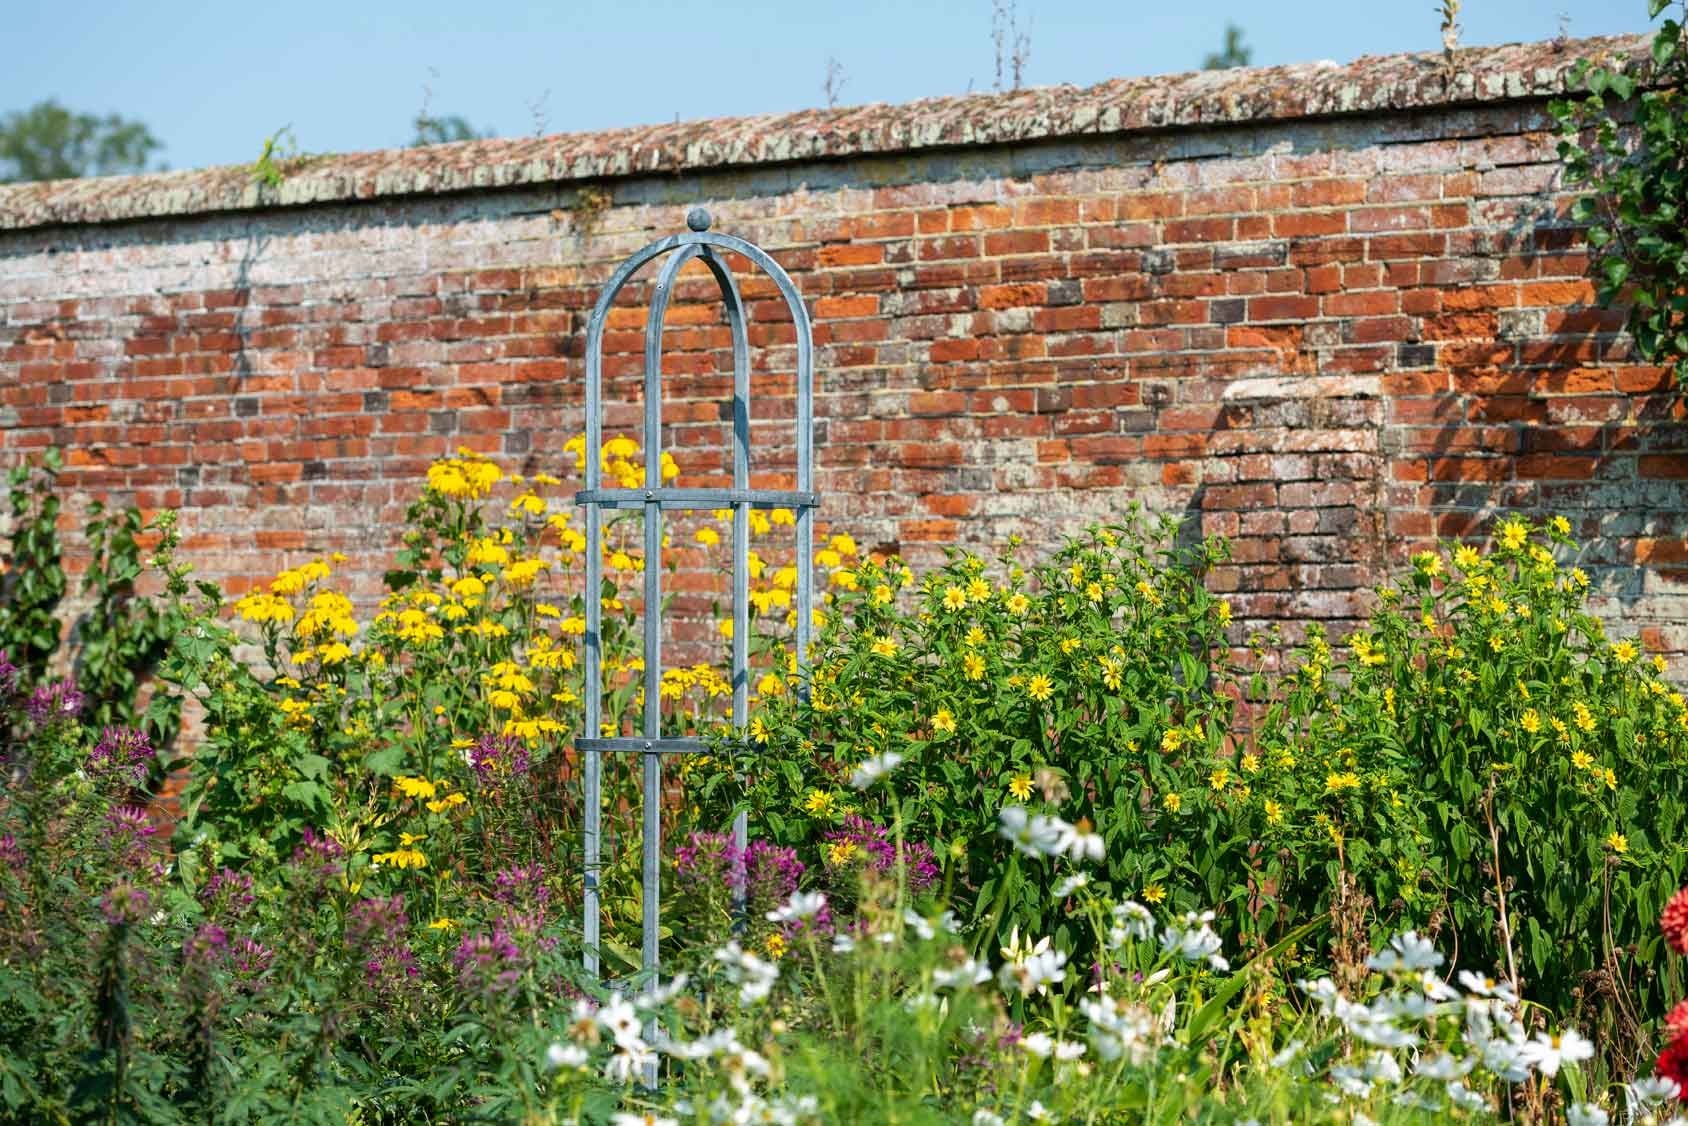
[25,680,83,726]
[744,841,803,916]
[676,831,744,890]
[288,827,345,893]
[467,733,531,791]
[103,806,158,869]
[345,895,419,990]
[100,882,151,925]
[230,937,274,990]
[199,868,256,919]
[184,923,230,965]
[822,815,939,894]
[87,727,155,789]
[0,834,23,870]
[0,649,17,697]
[453,927,527,998]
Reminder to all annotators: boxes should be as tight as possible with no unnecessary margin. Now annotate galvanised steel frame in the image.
[576,207,816,996]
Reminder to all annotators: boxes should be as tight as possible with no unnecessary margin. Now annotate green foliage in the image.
[712,509,1243,970]
[0,99,163,183]
[249,125,304,189]
[1202,23,1253,70]
[76,502,183,746]
[411,113,491,147]
[0,449,182,747]
[1552,2,1688,390]
[0,449,66,685]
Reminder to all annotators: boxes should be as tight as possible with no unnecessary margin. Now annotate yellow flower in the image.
[394,776,437,800]
[1059,636,1082,656]
[932,708,956,736]
[826,840,858,864]
[1573,701,1596,733]
[1098,656,1122,692]
[1005,592,1030,616]
[1520,709,1541,735]
[235,592,296,625]
[1454,545,1481,571]
[510,492,547,517]
[695,526,720,547]
[1240,753,1259,774]
[1499,519,1528,551]
[1264,799,1284,825]
[1413,551,1443,577]
[829,532,857,556]
[962,653,986,681]
[943,585,968,611]
[1325,772,1361,793]
[1612,640,1637,664]
[372,847,427,870]
[426,793,468,813]
[1571,749,1595,770]
[1141,884,1166,904]
[1216,599,1232,626]
[1161,792,1182,813]
[1208,767,1230,791]
[967,576,992,603]
[428,917,457,930]
[1605,831,1628,855]
[1085,581,1103,603]
[1550,515,1571,536]
[756,673,785,697]
[804,790,835,817]
[1160,728,1184,754]
[1570,567,1589,589]
[399,831,427,847]
[450,575,486,599]
[1026,673,1054,702]
[764,933,787,959]
[870,635,899,658]
[1008,774,1034,801]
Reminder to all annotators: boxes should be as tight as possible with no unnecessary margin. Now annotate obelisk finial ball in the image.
[686,207,712,232]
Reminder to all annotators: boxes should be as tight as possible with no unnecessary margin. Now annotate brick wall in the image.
[2,33,1685,667]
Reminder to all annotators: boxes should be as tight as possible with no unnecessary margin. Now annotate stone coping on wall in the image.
[0,33,1652,233]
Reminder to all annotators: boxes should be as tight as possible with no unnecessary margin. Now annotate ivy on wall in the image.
[1552,1,1688,391]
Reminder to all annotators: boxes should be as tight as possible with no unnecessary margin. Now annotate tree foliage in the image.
[1202,24,1253,70]
[0,99,162,183]
[1552,1,1688,391]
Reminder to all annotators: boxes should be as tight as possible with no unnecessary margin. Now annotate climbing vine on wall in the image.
[1552,1,1688,391]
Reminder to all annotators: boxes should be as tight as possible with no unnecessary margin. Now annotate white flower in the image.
[546,1041,588,1069]
[766,891,827,924]
[1026,1099,1053,1122]
[1367,931,1444,974]
[603,1044,656,1084]
[1418,972,1459,1002]
[1630,1076,1684,1108]
[1481,1037,1532,1083]
[1268,1040,1305,1069]
[598,995,643,1050]
[1111,900,1155,943]
[831,933,856,954]
[998,805,1069,857]
[1456,971,1519,1005]
[1054,1039,1086,1061]
[972,1113,1006,1126]
[633,973,689,1009]
[712,941,781,1005]
[1364,1051,1402,1085]
[1000,946,1068,996]
[1330,1064,1372,1098]
[1522,1028,1594,1076]
[850,752,904,789]
[611,1114,677,1126]
[1159,911,1226,970]
[933,958,993,989]
[1021,1032,1055,1058]
[1052,873,1090,898]
[1446,1081,1487,1111]
[1057,822,1105,862]
[1566,1105,1610,1126]
[1414,1052,1473,1081]
[904,909,936,941]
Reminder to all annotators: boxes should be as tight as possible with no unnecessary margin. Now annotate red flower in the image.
[1664,887,1688,956]
[1657,1030,1688,1098]
[1670,1000,1688,1041]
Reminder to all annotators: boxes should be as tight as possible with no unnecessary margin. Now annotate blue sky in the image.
[1,1,1654,173]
